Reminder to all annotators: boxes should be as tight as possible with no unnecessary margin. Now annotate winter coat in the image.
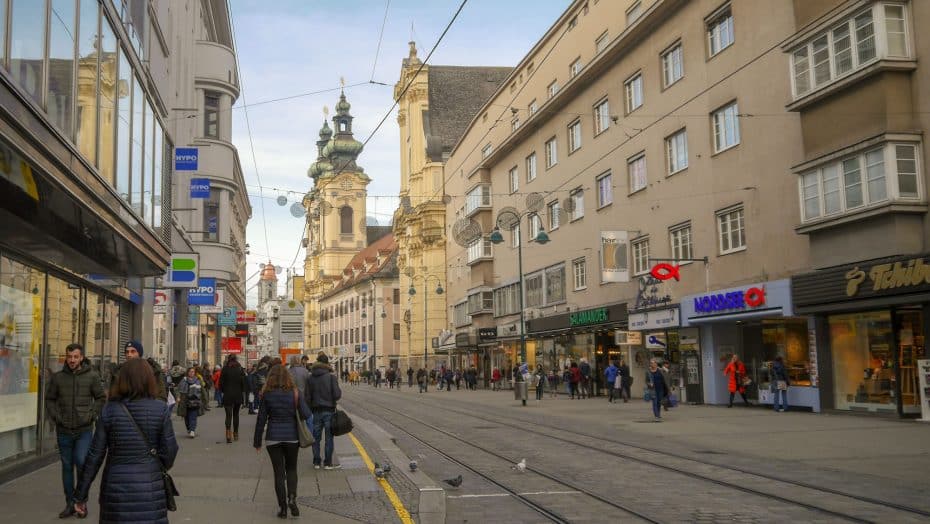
[604,364,619,385]
[253,362,270,392]
[407,368,414,379]
[177,376,204,418]
[289,365,311,395]
[45,361,105,434]
[306,363,341,411]
[74,399,178,524]
[492,368,502,382]
[646,368,667,397]
[724,361,747,393]
[111,359,168,401]
[219,362,248,404]
[770,361,790,391]
[569,367,582,384]
[416,369,426,383]
[212,369,222,390]
[579,361,592,379]
[253,389,312,448]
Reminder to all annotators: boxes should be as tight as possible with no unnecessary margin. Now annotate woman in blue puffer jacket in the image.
[73,358,178,522]
[254,364,312,519]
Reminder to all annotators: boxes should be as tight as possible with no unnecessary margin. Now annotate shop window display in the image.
[830,311,896,411]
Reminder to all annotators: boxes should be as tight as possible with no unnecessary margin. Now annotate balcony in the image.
[195,40,239,97]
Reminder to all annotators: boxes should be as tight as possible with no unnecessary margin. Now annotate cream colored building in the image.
[392,43,511,369]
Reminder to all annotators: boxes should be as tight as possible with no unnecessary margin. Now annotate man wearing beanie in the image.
[306,353,342,469]
[110,340,168,401]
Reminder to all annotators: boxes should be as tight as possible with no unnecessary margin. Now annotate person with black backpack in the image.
[306,353,342,470]
[177,367,204,438]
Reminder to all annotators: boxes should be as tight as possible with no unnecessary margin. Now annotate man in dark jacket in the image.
[579,358,592,399]
[306,353,342,469]
[219,355,248,442]
[45,343,105,518]
[110,340,167,401]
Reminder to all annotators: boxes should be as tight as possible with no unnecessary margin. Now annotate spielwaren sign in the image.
[793,253,930,311]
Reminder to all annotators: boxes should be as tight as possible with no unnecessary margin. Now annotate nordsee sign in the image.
[175,148,198,171]
[693,287,766,314]
[190,178,210,199]
[569,307,609,327]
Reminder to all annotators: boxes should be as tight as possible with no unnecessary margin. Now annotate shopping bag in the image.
[166,391,176,409]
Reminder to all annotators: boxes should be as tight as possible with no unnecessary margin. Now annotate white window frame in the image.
[529,99,538,115]
[717,205,746,255]
[548,200,561,231]
[707,4,734,57]
[466,237,493,264]
[661,42,684,88]
[572,257,587,290]
[548,80,559,99]
[669,223,693,264]
[512,223,521,248]
[596,171,613,208]
[570,58,582,78]
[481,143,492,159]
[666,128,688,175]
[627,153,646,194]
[594,98,610,135]
[595,31,609,54]
[568,119,582,153]
[508,166,519,194]
[511,117,520,132]
[528,213,542,241]
[526,152,537,182]
[545,137,558,168]
[626,1,642,26]
[465,184,491,215]
[632,236,650,276]
[570,189,584,221]
[624,72,643,114]
[712,102,740,153]
[798,141,922,223]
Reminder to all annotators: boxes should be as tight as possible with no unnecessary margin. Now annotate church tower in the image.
[302,91,371,351]
[258,262,277,308]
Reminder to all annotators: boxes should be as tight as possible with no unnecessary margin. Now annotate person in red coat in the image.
[491,368,502,391]
[723,354,751,407]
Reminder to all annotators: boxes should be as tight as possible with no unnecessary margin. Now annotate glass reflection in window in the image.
[116,51,131,202]
[76,0,100,164]
[98,19,117,185]
[48,0,76,138]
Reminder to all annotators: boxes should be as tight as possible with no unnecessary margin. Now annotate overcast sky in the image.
[229,0,569,306]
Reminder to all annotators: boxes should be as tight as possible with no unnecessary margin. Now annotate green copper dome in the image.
[319,120,332,140]
[335,91,351,115]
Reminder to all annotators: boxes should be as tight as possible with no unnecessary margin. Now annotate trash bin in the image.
[513,381,528,401]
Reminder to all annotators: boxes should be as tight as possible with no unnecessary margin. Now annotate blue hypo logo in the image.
[190,178,210,198]
[175,147,199,171]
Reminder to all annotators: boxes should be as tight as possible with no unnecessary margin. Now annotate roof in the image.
[366,225,393,245]
[260,262,277,281]
[323,233,398,298]
[426,66,513,162]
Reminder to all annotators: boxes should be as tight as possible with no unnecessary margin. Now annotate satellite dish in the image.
[496,207,520,231]
[525,192,544,213]
[290,202,306,218]
[276,195,288,206]
[451,218,483,247]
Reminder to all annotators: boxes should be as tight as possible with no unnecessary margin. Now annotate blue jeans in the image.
[773,389,788,411]
[185,409,198,432]
[651,389,665,418]
[58,430,93,505]
[311,410,335,466]
[215,389,224,406]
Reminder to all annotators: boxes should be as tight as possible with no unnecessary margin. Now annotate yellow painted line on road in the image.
[348,432,414,524]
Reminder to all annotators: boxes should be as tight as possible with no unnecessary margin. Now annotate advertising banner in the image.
[153,289,170,314]
[218,307,237,326]
[188,278,217,306]
[600,231,629,283]
[199,289,224,314]
[163,254,199,288]
[175,147,198,171]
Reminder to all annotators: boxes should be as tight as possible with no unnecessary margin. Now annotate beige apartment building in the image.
[443,0,929,415]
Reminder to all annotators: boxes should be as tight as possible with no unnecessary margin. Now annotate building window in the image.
[568,120,581,153]
[597,172,613,207]
[548,80,559,99]
[632,237,650,275]
[626,1,642,26]
[204,92,220,138]
[712,102,740,153]
[525,272,544,308]
[465,184,491,215]
[340,205,353,234]
[528,213,542,241]
[628,154,646,193]
[545,137,558,168]
[666,129,688,175]
[511,117,520,132]
[572,257,587,290]
[594,98,610,135]
[570,189,585,220]
[393,288,400,304]
[624,73,643,114]
[707,4,734,57]
[467,291,494,315]
[512,223,521,248]
[570,58,582,78]
[526,152,537,182]
[670,223,693,262]
[548,200,561,230]
[481,143,492,159]
[595,31,609,54]
[453,302,470,327]
[799,142,921,222]
[529,99,538,115]
[545,264,566,303]
[466,237,493,264]
[509,166,519,194]
[493,283,521,316]
[203,189,219,242]
[717,205,746,254]
[393,323,401,341]
[10,0,47,105]
[662,43,684,87]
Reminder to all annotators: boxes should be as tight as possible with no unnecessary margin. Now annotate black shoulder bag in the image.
[119,403,179,511]
[329,374,353,436]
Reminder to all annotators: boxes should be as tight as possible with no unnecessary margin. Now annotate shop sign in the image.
[846,257,930,297]
[600,231,630,282]
[237,309,258,323]
[164,254,199,288]
[650,263,681,281]
[614,331,643,345]
[646,333,667,349]
[234,324,249,337]
[187,278,217,306]
[632,276,672,311]
[628,307,680,331]
[221,337,243,353]
[190,177,210,198]
[175,148,199,171]
[478,327,498,341]
[692,286,766,314]
[455,332,474,348]
[153,289,170,314]
[199,289,224,314]
[570,307,609,327]
[218,307,237,326]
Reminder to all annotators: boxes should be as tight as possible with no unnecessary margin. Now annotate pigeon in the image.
[443,475,463,488]
[382,463,392,474]
[374,467,385,479]
[409,460,418,472]
[511,459,526,472]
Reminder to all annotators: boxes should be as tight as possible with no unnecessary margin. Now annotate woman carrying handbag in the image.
[73,359,179,522]
[724,354,751,407]
[254,364,312,519]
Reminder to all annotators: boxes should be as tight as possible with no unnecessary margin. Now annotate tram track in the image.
[351,388,928,523]
[343,395,659,524]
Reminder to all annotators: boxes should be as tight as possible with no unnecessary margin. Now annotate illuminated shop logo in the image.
[693,287,766,314]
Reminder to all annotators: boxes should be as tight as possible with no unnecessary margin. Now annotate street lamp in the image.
[489,209,550,370]
[361,284,389,374]
[408,274,444,374]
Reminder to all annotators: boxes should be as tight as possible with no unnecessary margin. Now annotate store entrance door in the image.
[895,307,925,415]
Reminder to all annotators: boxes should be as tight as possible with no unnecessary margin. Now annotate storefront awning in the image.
[684,307,785,325]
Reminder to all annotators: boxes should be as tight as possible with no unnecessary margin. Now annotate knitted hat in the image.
[125,340,144,357]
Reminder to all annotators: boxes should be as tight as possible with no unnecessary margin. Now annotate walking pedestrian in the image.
[213,365,224,407]
[45,343,105,519]
[289,355,311,396]
[219,354,248,443]
[491,367,502,391]
[579,358,592,399]
[605,360,620,403]
[645,358,667,422]
[724,354,751,407]
[660,360,672,411]
[407,366,414,388]
[562,366,573,397]
[72,359,178,521]
[200,364,213,411]
[177,367,204,438]
[307,353,342,469]
[569,362,582,399]
[618,359,631,402]
[254,364,312,519]
[444,368,455,391]
[771,356,790,412]
[534,365,545,401]
[547,368,559,398]
[110,340,167,401]
[168,360,185,395]
[417,367,427,393]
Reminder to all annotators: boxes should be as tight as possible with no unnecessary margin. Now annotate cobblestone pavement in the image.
[340,383,930,524]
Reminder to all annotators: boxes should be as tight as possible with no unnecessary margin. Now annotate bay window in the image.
[465,184,491,215]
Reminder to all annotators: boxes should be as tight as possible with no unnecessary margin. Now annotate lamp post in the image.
[361,281,387,374]
[408,274,444,373]
[489,210,550,388]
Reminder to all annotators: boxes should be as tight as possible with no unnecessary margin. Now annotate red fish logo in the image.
[650,263,681,282]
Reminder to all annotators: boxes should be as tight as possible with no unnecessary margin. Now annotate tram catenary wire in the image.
[351,390,927,523]
[343,396,659,524]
